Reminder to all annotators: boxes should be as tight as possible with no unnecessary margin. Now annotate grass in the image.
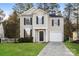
[0,43,46,56]
[65,41,79,56]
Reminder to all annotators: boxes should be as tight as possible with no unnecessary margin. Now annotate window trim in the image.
[36,16,44,24]
[24,29,32,37]
[24,18,32,25]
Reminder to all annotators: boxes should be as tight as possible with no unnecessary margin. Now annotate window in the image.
[24,18,32,25]
[24,29,32,38]
[42,16,44,24]
[36,16,44,24]
[36,16,38,24]
[26,19,30,25]
[52,19,54,26]
[58,19,60,26]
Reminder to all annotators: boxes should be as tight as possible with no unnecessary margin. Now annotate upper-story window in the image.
[52,19,54,26]
[36,16,44,24]
[58,19,60,26]
[52,19,60,26]
[24,17,32,25]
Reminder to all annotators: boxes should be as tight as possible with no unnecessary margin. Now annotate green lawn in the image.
[65,41,79,56]
[0,43,46,56]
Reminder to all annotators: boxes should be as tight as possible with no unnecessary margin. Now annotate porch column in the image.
[46,29,48,42]
[20,17,24,38]
[32,29,35,42]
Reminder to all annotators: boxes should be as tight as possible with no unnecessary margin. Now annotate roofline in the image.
[21,8,48,16]
[49,16,63,18]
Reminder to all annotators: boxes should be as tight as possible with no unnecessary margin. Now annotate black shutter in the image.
[36,16,38,24]
[24,18,26,25]
[30,18,32,25]
[52,20,54,26]
[42,16,44,24]
[24,29,25,38]
[30,29,32,37]
[58,19,60,26]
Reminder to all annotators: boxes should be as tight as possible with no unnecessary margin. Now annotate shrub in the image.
[18,37,33,43]
[64,35,69,42]
[72,40,79,44]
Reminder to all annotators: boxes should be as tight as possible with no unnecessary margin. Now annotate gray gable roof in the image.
[49,14,63,17]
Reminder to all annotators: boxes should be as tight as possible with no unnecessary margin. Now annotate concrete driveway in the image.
[38,42,74,56]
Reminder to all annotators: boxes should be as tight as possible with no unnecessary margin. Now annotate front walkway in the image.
[38,42,74,56]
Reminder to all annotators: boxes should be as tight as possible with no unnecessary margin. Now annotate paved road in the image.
[38,42,74,56]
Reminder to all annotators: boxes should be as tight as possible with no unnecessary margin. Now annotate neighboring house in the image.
[0,14,5,40]
[20,8,64,42]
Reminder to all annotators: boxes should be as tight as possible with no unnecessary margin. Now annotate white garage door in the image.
[50,32,63,42]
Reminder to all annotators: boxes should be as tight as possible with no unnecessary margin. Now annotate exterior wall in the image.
[48,17,64,42]
[32,11,49,42]
[32,11,48,29]
[20,15,32,38]
[20,16,24,38]
[49,17,64,32]
[20,9,64,42]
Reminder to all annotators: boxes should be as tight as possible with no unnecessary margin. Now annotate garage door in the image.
[50,32,63,42]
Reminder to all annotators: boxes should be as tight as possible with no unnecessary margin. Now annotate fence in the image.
[1,38,18,43]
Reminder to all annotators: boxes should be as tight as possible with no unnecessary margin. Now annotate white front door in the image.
[50,32,63,42]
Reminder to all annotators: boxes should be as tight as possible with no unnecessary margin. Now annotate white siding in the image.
[20,8,64,42]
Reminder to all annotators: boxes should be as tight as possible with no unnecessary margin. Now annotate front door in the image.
[39,31,44,41]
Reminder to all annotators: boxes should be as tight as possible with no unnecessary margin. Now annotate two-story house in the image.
[20,8,64,42]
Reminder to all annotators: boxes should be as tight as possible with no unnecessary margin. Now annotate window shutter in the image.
[52,19,54,26]
[42,16,44,24]
[24,29,27,38]
[30,29,32,37]
[30,18,32,25]
[58,19,60,26]
[36,16,38,24]
[24,29,25,38]
[24,18,26,25]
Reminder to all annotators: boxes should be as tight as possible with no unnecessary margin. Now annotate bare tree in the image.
[13,3,33,14]
[64,3,74,41]
[72,4,79,40]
